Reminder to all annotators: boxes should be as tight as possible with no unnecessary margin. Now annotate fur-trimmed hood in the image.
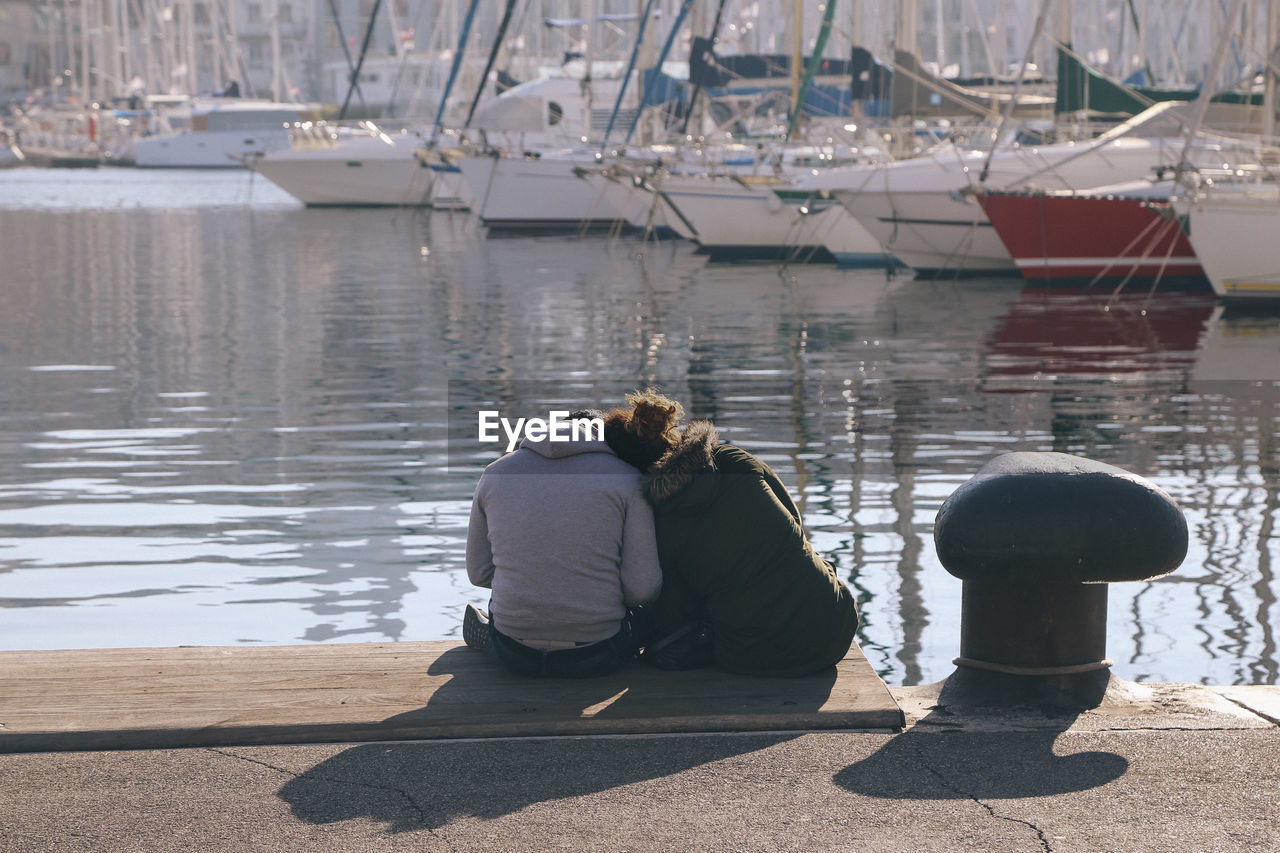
[643,420,718,505]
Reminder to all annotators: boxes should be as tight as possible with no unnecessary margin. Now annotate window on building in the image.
[248,3,262,23]
[395,0,409,20]
[0,42,10,66]
[248,40,264,64]
[194,3,209,25]
[278,3,292,24]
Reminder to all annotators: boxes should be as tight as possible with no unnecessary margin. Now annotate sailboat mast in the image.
[895,0,917,58]
[183,0,197,93]
[680,0,730,135]
[601,0,657,147]
[466,0,520,128]
[585,0,597,128]
[933,0,944,74]
[62,0,76,100]
[1266,0,1278,141]
[625,0,693,142]
[788,0,838,140]
[1179,0,1247,167]
[340,0,386,119]
[790,0,803,113]
[79,0,89,101]
[269,0,282,100]
[978,0,1054,184]
[431,0,482,138]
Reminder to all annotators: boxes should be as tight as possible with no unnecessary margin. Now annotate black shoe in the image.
[463,604,492,653]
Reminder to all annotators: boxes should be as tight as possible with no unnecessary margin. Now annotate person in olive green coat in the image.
[604,390,860,677]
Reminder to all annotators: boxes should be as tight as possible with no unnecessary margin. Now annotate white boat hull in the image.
[1179,191,1280,302]
[251,136,436,206]
[428,166,472,210]
[834,187,1014,273]
[578,170,689,237]
[662,175,891,264]
[253,156,434,206]
[135,128,295,168]
[457,154,628,231]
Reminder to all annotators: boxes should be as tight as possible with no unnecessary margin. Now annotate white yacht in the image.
[134,98,320,168]
[246,122,438,206]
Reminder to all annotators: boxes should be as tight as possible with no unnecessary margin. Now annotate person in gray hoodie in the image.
[463,410,663,677]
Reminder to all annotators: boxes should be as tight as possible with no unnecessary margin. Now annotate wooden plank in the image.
[0,641,903,752]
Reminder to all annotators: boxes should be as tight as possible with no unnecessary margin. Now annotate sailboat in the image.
[1168,0,1280,303]
[813,0,1277,277]
[243,0,484,207]
[978,0,1278,294]
[653,146,894,264]
[455,0,690,233]
[977,180,1208,288]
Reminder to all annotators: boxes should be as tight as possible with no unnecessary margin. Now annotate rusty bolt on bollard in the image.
[933,452,1188,709]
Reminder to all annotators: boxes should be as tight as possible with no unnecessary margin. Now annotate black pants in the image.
[489,620,636,678]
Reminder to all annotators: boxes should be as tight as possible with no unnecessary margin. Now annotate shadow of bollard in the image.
[833,713,1129,800]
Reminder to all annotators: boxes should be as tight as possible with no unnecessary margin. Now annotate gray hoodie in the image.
[466,434,662,645]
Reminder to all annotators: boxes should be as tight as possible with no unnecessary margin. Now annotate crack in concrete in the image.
[908,739,1053,853]
[1093,724,1273,732]
[969,797,1053,853]
[1215,694,1280,728]
[914,722,1273,734]
[205,748,454,847]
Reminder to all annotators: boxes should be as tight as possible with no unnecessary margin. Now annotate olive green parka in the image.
[643,421,860,677]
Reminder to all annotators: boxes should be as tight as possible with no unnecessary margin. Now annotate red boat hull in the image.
[978,192,1208,288]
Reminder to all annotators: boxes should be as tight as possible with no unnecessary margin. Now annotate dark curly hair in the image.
[603,388,684,472]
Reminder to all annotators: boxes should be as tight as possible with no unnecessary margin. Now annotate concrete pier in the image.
[5,642,1280,851]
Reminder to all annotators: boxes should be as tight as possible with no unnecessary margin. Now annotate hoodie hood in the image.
[520,434,615,459]
[643,421,718,505]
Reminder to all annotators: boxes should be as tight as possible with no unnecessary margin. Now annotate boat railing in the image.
[285,119,417,150]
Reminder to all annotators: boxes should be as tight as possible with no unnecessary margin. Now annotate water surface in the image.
[1,168,1277,686]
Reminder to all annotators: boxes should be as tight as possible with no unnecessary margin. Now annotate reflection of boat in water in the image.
[985,289,1217,381]
[1189,303,1280,385]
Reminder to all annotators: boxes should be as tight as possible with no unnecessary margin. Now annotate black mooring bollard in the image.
[933,452,1188,708]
